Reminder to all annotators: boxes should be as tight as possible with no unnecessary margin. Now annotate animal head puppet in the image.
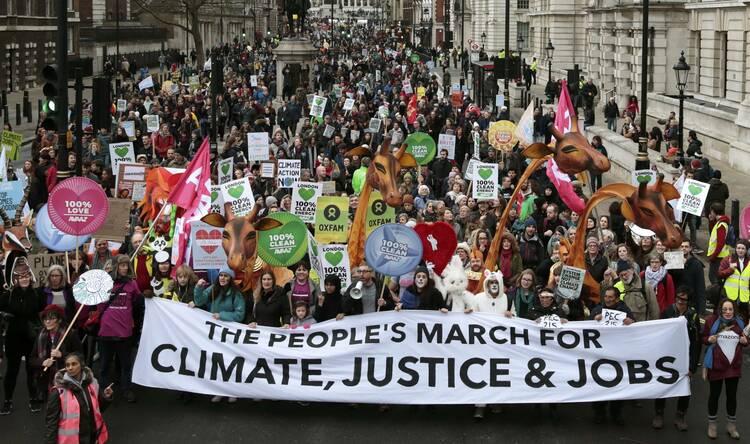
[619,176,682,248]
[201,205,283,291]
[522,116,611,175]
[434,256,471,307]
[482,270,504,297]
[345,137,418,207]
[0,190,33,289]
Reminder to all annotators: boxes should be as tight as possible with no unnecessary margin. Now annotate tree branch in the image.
[131,0,194,34]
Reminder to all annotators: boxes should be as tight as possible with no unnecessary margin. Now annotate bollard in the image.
[38,99,42,119]
[1,90,6,109]
[731,199,740,240]
[23,91,29,117]
[3,105,8,124]
[15,103,21,126]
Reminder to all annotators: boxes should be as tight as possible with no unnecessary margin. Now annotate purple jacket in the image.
[98,280,144,339]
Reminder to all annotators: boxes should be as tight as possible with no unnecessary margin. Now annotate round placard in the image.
[365,223,423,277]
[47,177,109,235]
[35,204,91,251]
[488,120,518,152]
[256,212,309,267]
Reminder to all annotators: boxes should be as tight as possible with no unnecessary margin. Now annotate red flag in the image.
[406,94,417,124]
[167,138,211,209]
[168,138,212,269]
[548,80,585,213]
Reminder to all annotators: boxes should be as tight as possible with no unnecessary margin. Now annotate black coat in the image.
[404,285,446,311]
[314,290,344,322]
[0,286,45,344]
[248,287,289,327]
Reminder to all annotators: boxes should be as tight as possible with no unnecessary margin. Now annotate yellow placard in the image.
[488,120,517,152]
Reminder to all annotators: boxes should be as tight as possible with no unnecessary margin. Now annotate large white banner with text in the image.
[133,298,690,404]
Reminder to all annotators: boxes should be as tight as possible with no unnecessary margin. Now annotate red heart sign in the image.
[200,245,218,254]
[413,221,457,275]
[195,229,222,240]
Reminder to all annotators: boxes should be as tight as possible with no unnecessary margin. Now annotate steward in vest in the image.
[719,239,750,320]
[46,353,112,444]
[707,204,730,285]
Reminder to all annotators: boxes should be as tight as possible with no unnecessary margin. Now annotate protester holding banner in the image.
[248,271,290,328]
[314,274,345,322]
[641,253,676,314]
[604,260,659,322]
[283,262,321,314]
[399,267,447,312]
[45,352,113,444]
[507,269,537,318]
[702,298,747,439]
[192,266,245,324]
[0,264,45,415]
[165,265,198,304]
[652,286,701,431]
[343,263,391,314]
[97,255,143,404]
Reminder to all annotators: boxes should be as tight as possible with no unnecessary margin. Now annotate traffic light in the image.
[91,76,112,133]
[41,64,60,131]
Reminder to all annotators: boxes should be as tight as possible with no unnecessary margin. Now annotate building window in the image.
[517,0,528,9]
[517,22,529,49]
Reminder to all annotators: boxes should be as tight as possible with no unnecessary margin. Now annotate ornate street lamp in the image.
[673,50,690,157]
[545,39,554,80]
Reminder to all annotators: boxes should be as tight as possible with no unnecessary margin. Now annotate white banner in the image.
[134,299,690,404]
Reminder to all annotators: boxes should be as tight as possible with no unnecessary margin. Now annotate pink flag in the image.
[547,81,585,213]
[168,138,212,269]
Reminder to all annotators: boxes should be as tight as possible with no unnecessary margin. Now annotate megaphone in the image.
[350,281,364,300]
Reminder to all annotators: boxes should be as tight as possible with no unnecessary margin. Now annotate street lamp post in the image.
[673,50,690,157]
[545,40,554,81]
[517,34,524,85]
[635,0,651,170]
[503,0,509,106]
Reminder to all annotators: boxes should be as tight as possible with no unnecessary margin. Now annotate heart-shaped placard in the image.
[325,251,343,266]
[298,187,316,202]
[228,185,245,199]
[478,168,493,180]
[413,221,458,275]
[47,177,110,235]
[688,184,703,196]
[221,163,231,175]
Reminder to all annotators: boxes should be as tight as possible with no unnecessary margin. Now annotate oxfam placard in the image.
[404,132,436,165]
[257,212,309,267]
[365,223,423,276]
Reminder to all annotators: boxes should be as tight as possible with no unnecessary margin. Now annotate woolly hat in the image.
[266,196,278,207]
[524,218,536,228]
[41,304,64,320]
[219,266,236,279]
[402,194,414,205]
[586,236,599,246]
[413,266,429,277]
[616,260,633,274]
[456,242,471,255]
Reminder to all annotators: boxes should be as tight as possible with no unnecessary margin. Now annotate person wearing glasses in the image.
[342,263,393,315]
[651,286,701,432]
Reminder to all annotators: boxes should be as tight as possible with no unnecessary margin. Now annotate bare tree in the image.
[133,0,246,67]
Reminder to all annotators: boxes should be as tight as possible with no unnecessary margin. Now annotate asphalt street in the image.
[2,351,749,443]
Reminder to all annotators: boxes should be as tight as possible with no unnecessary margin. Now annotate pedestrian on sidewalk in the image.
[604,97,619,132]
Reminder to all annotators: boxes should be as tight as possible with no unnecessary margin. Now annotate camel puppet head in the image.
[201,205,283,286]
[522,115,610,175]
[619,175,683,249]
[346,137,418,207]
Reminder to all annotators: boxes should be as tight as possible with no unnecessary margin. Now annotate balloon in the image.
[35,205,91,252]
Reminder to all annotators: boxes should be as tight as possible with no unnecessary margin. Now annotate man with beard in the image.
[611,260,659,322]
[466,248,486,294]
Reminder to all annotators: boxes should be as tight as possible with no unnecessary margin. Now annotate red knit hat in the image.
[41,304,64,320]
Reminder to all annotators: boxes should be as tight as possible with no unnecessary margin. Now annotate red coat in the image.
[640,271,675,313]
[702,315,746,381]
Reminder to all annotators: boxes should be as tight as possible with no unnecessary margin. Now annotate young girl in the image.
[166,264,198,303]
[289,301,317,329]
[150,258,173,299]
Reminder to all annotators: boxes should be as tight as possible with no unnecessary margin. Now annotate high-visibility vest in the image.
[530,60,538,72]
[708,221,731,259]
[56,379,109,444]
[723,259,750,303]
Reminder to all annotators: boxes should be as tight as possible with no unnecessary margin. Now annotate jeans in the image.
[593,400,622,418]
[99,337,134,392]
[708,377,738,419]
[607,117,617,132]
[709,260,721,285]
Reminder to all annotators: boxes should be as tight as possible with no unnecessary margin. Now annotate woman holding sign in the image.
[702,298,747,439]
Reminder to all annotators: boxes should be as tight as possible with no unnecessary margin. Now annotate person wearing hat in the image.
[584,236,608,283]
[0,261,45,415]
[314,274,346,322]
[400,194,418,220]
[455,243,472,269]
[32,305,82,399]
[608,259,659,322]
[519,218,547,271]
[97,254,144,404]
[466,248,486,294]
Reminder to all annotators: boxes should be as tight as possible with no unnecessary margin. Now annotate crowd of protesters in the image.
[0,19,747,442]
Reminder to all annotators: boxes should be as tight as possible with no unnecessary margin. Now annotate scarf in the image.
[644,266,667,291]
[514,288,535,317]
[704,316,746,369]
[499,249,513,279]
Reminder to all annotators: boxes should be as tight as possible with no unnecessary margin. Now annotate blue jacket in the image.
[194,285,245,322]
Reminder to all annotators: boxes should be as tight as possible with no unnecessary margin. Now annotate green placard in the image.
[404,132,436,165]
[410,53,420,63]
[314,196,349,243]
[256,212,309,267]
[366,191,395,236]
[0,131,21,160]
